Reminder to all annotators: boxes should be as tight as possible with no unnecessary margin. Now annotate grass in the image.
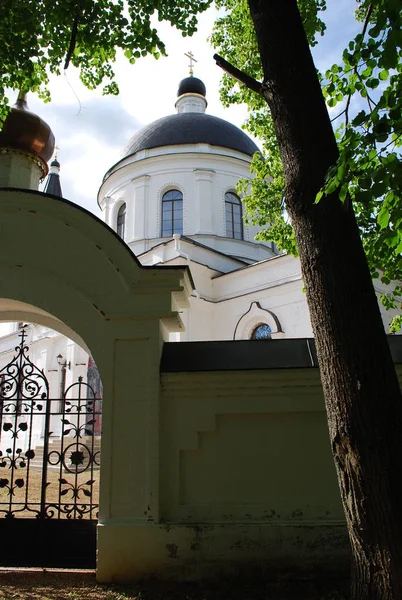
[0,465,100,518]
[0,570,349,600]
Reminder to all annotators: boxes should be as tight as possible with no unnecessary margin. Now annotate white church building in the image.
[0,73,398,387]
[99,73,397,343]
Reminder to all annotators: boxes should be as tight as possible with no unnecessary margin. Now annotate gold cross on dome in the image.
[54,145,60,159]
[184,51,197,76]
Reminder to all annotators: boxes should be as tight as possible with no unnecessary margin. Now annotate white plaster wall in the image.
[156,251,400,341]
[157,253,310,341]
[169,282,310,342]
[212,283,312,341]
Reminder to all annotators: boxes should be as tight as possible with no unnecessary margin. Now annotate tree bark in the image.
[246,1,402,598]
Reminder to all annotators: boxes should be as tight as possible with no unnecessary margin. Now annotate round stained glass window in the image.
[252,324,272,340]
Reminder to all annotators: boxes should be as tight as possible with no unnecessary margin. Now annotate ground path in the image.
[0,569,348,600]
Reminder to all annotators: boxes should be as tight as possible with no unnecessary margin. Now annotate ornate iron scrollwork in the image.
[0,328,48,409]
[0,329,101,520]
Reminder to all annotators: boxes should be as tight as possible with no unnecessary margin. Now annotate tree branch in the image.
[213,53,263,95]
[361,3,374,39]
[331,107,347,123]
[342,3,373,134]
[344,94,352,128]
[64,12,80,70]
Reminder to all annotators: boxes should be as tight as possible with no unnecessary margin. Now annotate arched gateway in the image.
[0,325,102,567]
[0,188,191,569]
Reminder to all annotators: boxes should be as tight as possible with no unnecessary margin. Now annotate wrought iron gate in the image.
[0,330,101,568]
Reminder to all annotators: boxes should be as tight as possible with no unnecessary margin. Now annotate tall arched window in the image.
[225,192,243,240]
[117,203,126,240]
[161,189,183,237]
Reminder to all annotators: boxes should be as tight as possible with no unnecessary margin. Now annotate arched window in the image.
[161,189,183,237]
[117,203,126,240]
[225,192,243,240]
[251,323,272,340]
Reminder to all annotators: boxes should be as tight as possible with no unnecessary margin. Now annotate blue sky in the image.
[22,1,361,216]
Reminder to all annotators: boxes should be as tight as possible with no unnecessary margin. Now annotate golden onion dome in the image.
[0,93,55,166]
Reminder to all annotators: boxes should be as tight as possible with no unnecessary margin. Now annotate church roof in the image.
[43,156,62,197]
[122,113,259,159]
[137,235,249,266]
[43,172,62,197]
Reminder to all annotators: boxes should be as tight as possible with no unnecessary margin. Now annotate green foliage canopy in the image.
[211,0,402,330]
[0,0,212,121]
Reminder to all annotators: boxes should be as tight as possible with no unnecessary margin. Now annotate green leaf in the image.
[352,111,367,126]
[378,206,390,229]
[366,78,379,89]
[339,183,349,203]
[359,177,372,190]
[315,189,324,204]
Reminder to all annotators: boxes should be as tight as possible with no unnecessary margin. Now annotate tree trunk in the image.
[246,1,402,598]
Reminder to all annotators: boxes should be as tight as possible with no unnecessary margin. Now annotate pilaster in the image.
[193,169,215,234]
[131,175,150,241]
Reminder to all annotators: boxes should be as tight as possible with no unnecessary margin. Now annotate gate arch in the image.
[0,188,190,572]
[0,299,90,351]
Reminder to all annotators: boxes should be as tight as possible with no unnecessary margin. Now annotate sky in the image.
[20,0,361,218]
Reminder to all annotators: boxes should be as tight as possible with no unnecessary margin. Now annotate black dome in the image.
[177,76,206,97]
[122,113,259,159]
[51,158,60,168]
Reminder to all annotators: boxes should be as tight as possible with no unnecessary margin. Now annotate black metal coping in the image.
[160,336,402,372]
